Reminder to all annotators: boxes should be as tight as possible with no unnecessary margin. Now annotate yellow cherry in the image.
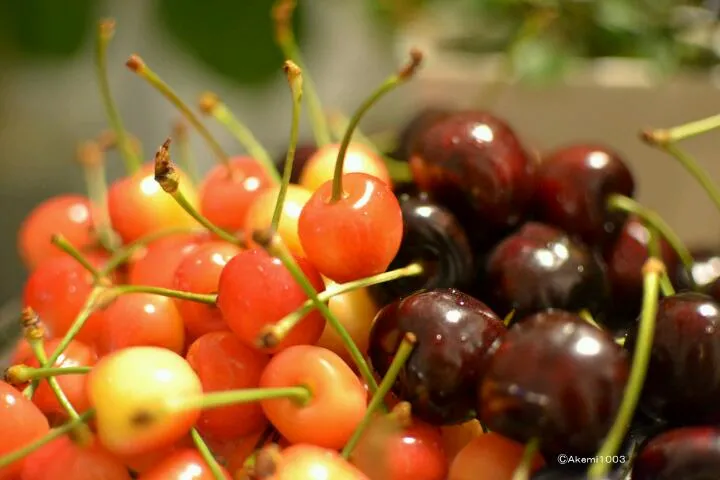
[298,143,391,193]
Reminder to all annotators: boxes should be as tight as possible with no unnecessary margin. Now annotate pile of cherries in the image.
[4,3,720,480]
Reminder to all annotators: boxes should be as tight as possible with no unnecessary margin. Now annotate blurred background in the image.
[3,0,720,322]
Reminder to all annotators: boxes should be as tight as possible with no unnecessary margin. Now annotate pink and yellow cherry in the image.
[107,163,199,244]
[0,381,50,479]
[87,346,203,457]
[96,293,185,356]
[115,436,194,475]
[265,444,370,480]
[186,331,269,441]
[173,241,242,341]
[200,156,273,234]
[127,232,209,289]
[138,449,232,480]
[299,143,391,193]
[298,172,403,283]
[259,345,367,449]
[216,248,326,353]
[244,184,312,258]
[18,194,98,271]
[20,436,131,480]
[447,432,545,480]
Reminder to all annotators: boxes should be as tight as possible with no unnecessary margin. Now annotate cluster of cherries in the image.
[4,2,720,480]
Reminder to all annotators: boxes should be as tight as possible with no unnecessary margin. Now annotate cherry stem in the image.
[199,92,280,185]
[607,194,694,276]
[341,332,417,459]
[96,20,141,174]
[126,55,231,168]
[588,258,663,479]
[109,284,216,304]
[190,428,225,480]
[643,114,720,144]
[253,231,380,396]
[0,409,95,470]
[272,0,331,147]
[646,224,676,297]
[153,138,244,246]
[578,309,601,329]
[172,120,201,185]
[77,140,119,252]
[171,386,311,412]
[257,262,423,349]
[503,310,515,327]
[5,365,91,384]
[271,61,303,231]
[330,50,423,203]
[511,438,540,480]
[20,307,46,399]
[327,111,376,147]
[51,234,102,281]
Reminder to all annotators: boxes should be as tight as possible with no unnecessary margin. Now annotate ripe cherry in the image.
[631,427,720,480]
[479,310,629,457]
[221,427,271,474]
[199,156,273,234]
[186,331,269,441]
[299,143,391,193]
[674,248,720,297]
[259,345,367,449]
[128,232,208,289]
[216,248,326,353]
[173,241,242,341]
[115,437,193,475]
[18,194,98,271]
[138,449,232,479]
[533,144,635,247]
[87,346,203,456]
[440,420,485,464]
[392,107,452,162]
[369,288,506,425]
[448,432,545,480]
[263,444,370,480]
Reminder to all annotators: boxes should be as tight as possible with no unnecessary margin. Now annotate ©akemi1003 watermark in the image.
[556,454,627,465]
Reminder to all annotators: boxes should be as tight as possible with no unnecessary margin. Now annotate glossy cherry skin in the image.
[0,381,50,479]
[632,427,720,480]
[172,241,242,341]
[533,144,635,247]
[479,310,629,457]
[448,432,545,480]
[276,143,318,184]
[624,292,720,425]
[138,449,232,479]
[484,222,610,321]
[186,331,269,441]
[268,444,370,480]
[127,232,209,289]
[369,288,506,425]
[199,156,272,234]
[18,194,97,271]
[298,172,403,283]
[674,248,720,297]
[409,111,536,234]
[216,248,326,353]
[392,107,452,162]
[299,143,391,193]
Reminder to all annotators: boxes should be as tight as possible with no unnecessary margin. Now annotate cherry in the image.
[533,144,635,247]
[172,241,242,341]
[484,222,610,321]
[479,310,629,457]
[391,107,452,162]
[275,144,318,184]
[439,420,485,464]
[216,248,326,353]
[259,345,367,449]
[186,331,269,441]
[138,449,232,479]
[127,232,208,289]
[96,293,186,355]
[624,291,720,425]
[631,427,720,480]
[221,427,271,474]
[18,195,98,271]
[261,444,369,480]
[299,143,391,193]
[368,288,506,425]
[448,432,545,480]
[674,248,720,297]
[115,437,193,475]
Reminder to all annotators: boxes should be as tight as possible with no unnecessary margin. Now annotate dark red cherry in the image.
[275,143,317,184]
[409,111,536,242]
[674,248,720,297]
[632,427,720,480]
[484,222,610,321]
[391,107,452,161]
[533,144,634,247]
[479,310,629,457]
[624,292,720,425]
[368,288,506,425]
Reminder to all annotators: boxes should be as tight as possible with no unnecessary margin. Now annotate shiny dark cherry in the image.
[275,143,317,184]
[368,288,506,425]
[479,310,629,457]
[390,106,452,161]
[674,248,720,300]
[632,427,720,480]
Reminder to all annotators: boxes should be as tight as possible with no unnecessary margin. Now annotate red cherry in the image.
[447,432,545,480]
[222,427,271,474]
[199,156,272,233]
[18,195,98,271]
[186,331,269,441]
[299,143,391,193]
[128,232,208,289]
[0,381,50,479]
[20,436,131,480]
[138,449,232,479]
[96,293,186,355]
[268,444,370,480]
[216,248,326,353]
[173,241,242,341]
[298,172,403,283]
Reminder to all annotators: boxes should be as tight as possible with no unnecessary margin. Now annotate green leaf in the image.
[510,34,571,85]
[155,0,304,88]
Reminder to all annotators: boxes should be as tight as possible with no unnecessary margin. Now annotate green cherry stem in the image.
[646,225,676,297]
[28,337,81,422]
[330,50,423,202]
[153,138,244,246]
[341,332,417,459]
[271,61,303,231]
[511,438,540,480]
[96,20,141,174]
[191,428,226,480]
[272,0,331,147]
[642,114,720,144]
[253,231,380,396]
[258,262,423,349]
[658,142,720,215]
[327,111,376,147]
[126,55,231,168]
[172,120,201,185]
[51,234,102,281]
[588,258,663,479]
[503,310,515,327]
[5,365,91,384]
[578,309,601,329]
[0,409,95,470]
[198,92,280,185]
[171,386,311,412]
[108,284,216,304]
